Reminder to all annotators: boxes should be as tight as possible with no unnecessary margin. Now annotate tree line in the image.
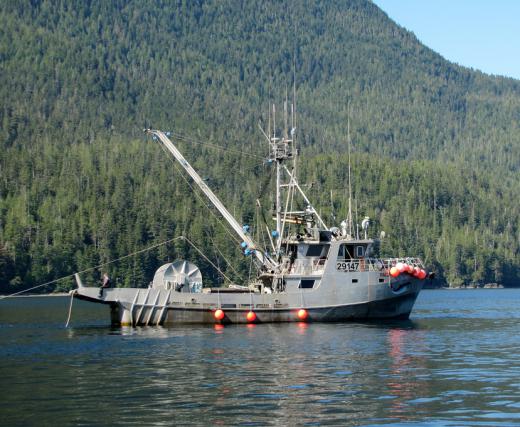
[0,0,518,292]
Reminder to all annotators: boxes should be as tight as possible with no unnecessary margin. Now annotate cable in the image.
[170,131,266,161]
[0,236,185,300]
[182,236,237,286]
[205,231,246,282]
[65,291,74,327]
[156,141,242,246]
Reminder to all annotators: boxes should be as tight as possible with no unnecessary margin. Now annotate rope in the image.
[158,141,271,277]
[3,128,267,301]
[153,130,274,275]
[182,236,237,286]
[170,131,266,161]
[156,141,242,246]
[248,255,253,283]
[0,236,185,300]
[65,291,75,327]
[205,231,245,281]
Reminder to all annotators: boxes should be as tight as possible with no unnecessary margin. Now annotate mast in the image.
[347,101,353,238]
[147,129,277,269]
[273,104,282,239]
[267,101,328,255]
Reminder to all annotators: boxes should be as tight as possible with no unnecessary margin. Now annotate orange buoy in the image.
[246,311,257,322]
[407,265,414,274]
[390,267,400,278]
[214,309,225,321]
[297,309,308,321]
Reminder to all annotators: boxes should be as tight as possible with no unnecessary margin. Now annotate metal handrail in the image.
[366,257,424,271]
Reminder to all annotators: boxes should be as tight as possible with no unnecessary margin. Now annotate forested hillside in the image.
[1,0,519,292]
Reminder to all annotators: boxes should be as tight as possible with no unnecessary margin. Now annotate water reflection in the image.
[386,327,428,419]
[297,321,309,333]
[2,291,520,426]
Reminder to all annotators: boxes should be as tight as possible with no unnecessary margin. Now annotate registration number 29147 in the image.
[336,261,359,272]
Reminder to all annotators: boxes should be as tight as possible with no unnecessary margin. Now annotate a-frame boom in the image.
[147,129,277,270]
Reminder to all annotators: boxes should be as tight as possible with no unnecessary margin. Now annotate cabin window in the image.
[299,279,315,289]
[337,244,355,260]
[352,279,358,283]
[305,244,329,258]
[337,244,367,261]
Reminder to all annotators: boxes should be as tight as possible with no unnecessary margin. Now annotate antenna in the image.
[272,104,276,139]
[284,88,288,140]
[347,100,353,238]
[267,102,271,145]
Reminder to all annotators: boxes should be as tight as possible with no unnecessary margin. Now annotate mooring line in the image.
[65,291,75,327]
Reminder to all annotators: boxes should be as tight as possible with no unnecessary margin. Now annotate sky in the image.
[372,0,520,80]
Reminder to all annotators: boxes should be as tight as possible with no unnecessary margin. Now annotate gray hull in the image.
[74,274,422,326]
[156,292,419,324]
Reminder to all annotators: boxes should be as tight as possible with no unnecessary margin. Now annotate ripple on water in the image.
[1,291,520,426]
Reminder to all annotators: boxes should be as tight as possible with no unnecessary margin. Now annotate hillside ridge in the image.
[0,0,518,291]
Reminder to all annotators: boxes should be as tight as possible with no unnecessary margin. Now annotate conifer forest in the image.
[1,0,519,293]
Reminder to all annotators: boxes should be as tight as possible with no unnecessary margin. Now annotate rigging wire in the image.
[3,130,277,301]
[155,140,266,277]
[156,141,242,246]
[155,133,271,279]
[1,234,240,301]
[0,236,185,300]
[205,231,246,282]
[182,236,237,286]
[167,131,271,194]
[169,131,266,161]
[65,291,74,327]
[248,255,253,283]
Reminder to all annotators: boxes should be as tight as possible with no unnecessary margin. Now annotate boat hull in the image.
[74,279,422,326]
[157,292,419,324]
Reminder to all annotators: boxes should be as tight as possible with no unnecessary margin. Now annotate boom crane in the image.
[146,129,277,271]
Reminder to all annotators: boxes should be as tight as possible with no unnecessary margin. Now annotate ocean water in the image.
[0,289,519,426]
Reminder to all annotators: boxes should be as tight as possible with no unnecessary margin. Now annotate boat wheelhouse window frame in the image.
[337,244,354,260]
[337,244,366,260]
[306,244,328,257]
[297,244,330,258]
[298,279,315,289]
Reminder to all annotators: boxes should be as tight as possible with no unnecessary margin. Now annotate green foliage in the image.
[0,0,519,292]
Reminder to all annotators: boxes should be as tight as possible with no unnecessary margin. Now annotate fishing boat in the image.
[73,103,428,325]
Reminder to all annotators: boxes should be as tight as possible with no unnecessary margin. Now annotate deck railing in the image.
[365,257,424,272]
[287,256,424,275]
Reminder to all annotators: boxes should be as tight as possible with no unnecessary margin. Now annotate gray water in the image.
[1,289,519,426]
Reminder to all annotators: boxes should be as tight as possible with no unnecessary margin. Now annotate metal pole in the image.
[149,130,276,269]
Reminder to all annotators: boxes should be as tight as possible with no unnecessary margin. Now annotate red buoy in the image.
[246,311,257,322]
[214,309,225,321]
[413,267,421,277]
[407,265,414,274]
[396,262,406,273]
[390,267,400,278]
[297,309,308,321]
[418,269,427,280]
